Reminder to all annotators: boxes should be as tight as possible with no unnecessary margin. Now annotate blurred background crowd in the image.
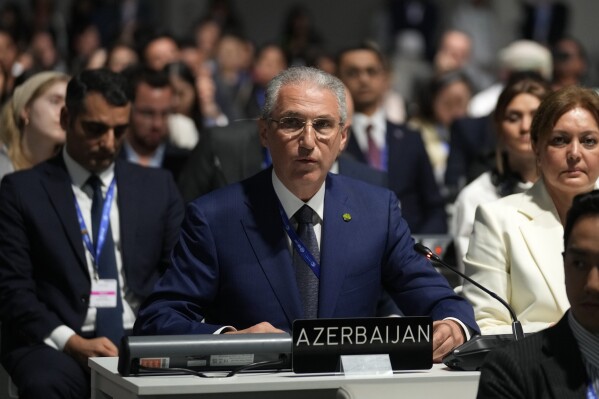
[0,0,596,262]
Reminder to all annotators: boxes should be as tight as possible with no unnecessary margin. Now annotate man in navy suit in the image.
[134,66,478,362]
[0,69,184,398]
[336,43,447,234]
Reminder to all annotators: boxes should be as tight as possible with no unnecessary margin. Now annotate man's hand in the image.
[432,320,465,363]
[64,335,119,367]
[224,321,285,334]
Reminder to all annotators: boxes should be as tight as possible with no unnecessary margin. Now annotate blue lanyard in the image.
[74,178,116,274]
[589,380,598,399]
[278,202,321,279]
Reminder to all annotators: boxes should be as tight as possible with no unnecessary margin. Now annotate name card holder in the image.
[339,354,393,376]
[292,316,432,374]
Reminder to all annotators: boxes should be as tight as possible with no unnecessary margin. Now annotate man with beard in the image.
[120,66,190,181]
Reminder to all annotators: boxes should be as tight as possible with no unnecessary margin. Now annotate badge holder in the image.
[339,354,393,376]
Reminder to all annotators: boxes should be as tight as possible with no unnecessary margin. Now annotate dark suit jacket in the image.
[337,154,388,188]
[119,142,191,182]
[477,313,587,399]
[445,115,496,198]
[134,169,478,335]
[177,121,262,203]
[345,122,447,234]
[522,2,569,46]
[0,156,184,364]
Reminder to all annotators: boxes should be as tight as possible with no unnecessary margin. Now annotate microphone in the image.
[413,242,525,370]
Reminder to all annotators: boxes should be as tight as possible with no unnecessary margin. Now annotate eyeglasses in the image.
[268,116,344,138]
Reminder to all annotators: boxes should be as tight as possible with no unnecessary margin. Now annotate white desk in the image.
[90,357,480,399]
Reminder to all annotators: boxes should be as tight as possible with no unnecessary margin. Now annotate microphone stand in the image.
[413,242,525,340]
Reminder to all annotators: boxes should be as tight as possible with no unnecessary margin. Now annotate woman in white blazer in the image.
[452,74,550,275]
[463,86,599,335]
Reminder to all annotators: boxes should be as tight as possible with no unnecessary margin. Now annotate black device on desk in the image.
[118,333,292,376]
[414,243,526,371]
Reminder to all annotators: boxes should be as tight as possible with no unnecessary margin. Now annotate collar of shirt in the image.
[271,169,325,224]
[353,108,387,153]
[123,140,166,168]
[568,311,599,385]
[63,146,115,190]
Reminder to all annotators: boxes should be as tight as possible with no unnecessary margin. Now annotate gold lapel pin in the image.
[342,213,352,222]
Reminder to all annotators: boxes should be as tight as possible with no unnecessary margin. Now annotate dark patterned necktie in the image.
[293,205,320,319]
[87,175,124,346]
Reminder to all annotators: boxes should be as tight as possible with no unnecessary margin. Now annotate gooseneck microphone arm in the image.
[413,242,525,341]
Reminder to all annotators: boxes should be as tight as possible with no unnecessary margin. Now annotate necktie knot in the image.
[295,205,315,225]
[87,175,103,197]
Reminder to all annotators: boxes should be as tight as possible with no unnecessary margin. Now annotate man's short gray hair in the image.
[261,66,347,124]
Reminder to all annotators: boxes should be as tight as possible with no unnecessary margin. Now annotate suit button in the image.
[80,296,89,304]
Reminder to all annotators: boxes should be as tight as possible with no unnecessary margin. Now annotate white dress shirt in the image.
[272,169,325,249]
[352,108,387,155]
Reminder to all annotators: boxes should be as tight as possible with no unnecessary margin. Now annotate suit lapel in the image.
[519,181,570,313]
[40,157,88,273]
[114,161,139,272]
[240,170,303,325]
[318,175,353,318]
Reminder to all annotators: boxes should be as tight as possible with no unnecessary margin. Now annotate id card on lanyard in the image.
[74,178,118,308]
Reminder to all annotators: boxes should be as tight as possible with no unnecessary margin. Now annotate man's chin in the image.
[88,158,115,173]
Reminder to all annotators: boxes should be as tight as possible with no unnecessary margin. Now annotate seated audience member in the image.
[336,42,447,234]
[408,70,472,191]
[468,40,553,118]
[0,71,69,180]
[477,189,599,398]
[451,73,551,274]
[165,61,202,149]
[463,86,599,335]
[551,36,588,91]
[105,41,139,73]
[141,32,181,72]
[120,66,191,181]
[133,66,479,363]
[444,113,495,198]
[0,69,184,398]
[211,32,254,122]
[243,43,288,119]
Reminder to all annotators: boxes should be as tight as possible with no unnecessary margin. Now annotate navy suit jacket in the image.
[134,169,477,335]
[0,156,184,361]
[477,313,586,398]
[345,121,447,234]
[445,115,495,197]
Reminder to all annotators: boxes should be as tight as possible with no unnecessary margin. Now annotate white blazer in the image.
[462,179,575,335]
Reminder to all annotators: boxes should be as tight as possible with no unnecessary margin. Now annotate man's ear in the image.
[258,118,269,147]
[338,124,349,152]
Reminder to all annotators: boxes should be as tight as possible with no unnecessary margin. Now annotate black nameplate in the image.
[292,317,432,373]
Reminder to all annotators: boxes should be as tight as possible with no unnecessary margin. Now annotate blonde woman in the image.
[0,71,69,180]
